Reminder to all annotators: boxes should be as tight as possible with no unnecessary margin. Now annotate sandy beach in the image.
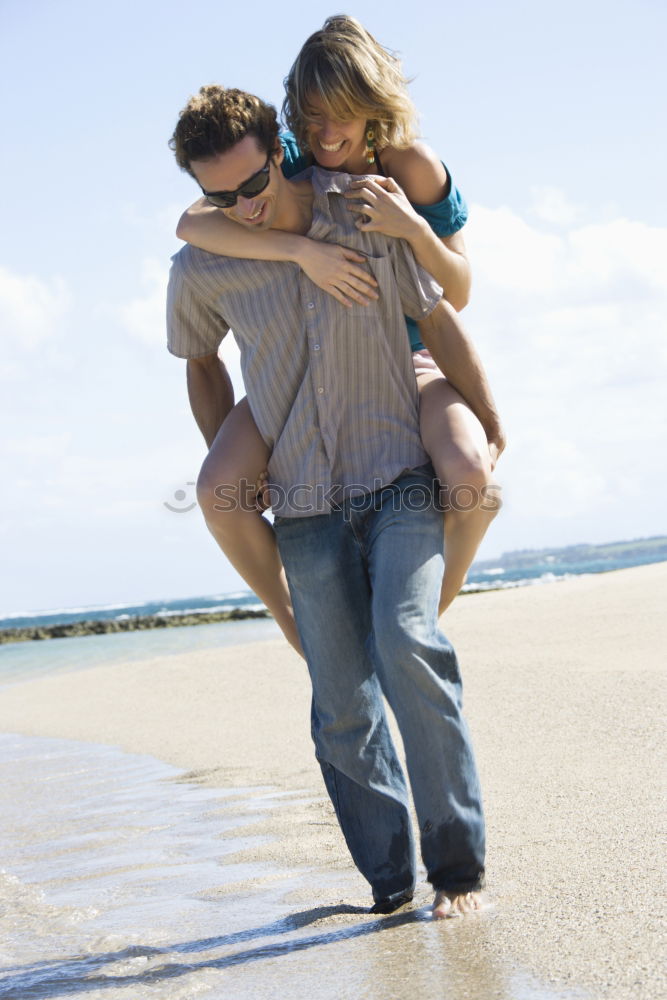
[0,562,664,1000]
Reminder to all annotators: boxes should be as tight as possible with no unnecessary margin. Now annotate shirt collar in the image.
[297,166,375,238]
[299,164,376,198]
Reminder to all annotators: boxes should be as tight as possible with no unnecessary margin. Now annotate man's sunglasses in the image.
[201,152,272,208]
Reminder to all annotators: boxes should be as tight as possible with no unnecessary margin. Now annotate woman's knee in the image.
[437,449,497,513]
[442,476,502,524]
[197,397,268,523]
[437,439,489,488]
[196,451,256,528]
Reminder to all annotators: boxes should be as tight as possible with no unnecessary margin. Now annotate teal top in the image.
[279,131,468,350]
[280,130,311,178]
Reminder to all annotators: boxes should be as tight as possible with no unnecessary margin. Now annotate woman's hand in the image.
[295,241,379,307]
[344,176,424,241]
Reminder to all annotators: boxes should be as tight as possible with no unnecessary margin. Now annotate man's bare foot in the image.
[432,890,487,918]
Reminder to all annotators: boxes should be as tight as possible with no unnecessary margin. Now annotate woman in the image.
[178,16,504,654]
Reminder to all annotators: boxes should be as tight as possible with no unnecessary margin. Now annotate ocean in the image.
[1,540,665,685]
[2,542,666,684]
[0,590,267,632]
[3,542,667,634]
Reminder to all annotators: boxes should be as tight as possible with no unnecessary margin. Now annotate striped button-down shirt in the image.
[167,167,442,517]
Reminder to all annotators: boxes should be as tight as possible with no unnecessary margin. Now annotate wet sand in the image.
[0,562,664,999]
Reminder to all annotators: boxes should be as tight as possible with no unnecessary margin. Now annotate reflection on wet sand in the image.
[0,734,585,1000]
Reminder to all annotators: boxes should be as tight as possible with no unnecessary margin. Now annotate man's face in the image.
[190,134,283,231]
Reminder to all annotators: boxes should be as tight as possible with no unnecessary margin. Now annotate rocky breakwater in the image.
[0,608,270,644]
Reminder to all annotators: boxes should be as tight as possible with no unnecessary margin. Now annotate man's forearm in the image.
[186,354,235,448]
[417,300,505,451]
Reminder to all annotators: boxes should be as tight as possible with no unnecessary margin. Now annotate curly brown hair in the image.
[170,85,280,177]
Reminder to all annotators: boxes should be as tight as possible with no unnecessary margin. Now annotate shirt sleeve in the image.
[386,239,443,322]
[166,254,230,359]
[411,165,468,238]
[279,131,311,180]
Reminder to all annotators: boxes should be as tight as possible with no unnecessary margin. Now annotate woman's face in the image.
[304,94,367,170]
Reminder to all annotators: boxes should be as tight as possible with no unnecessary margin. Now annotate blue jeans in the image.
[273,466,485,906]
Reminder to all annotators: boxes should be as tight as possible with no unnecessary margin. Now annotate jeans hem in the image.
[431,875,486,895]
[370,888,415,914]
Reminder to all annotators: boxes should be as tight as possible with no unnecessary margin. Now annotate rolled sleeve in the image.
[389,239,443,322]
[166,255,229,359]
[412,167,468,238]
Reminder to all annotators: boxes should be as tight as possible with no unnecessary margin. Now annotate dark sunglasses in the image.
[201,152,272,208]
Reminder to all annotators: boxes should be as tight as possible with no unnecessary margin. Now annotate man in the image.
[167,86,502,918]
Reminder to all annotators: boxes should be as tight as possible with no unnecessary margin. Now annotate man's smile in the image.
[235,200,269,224]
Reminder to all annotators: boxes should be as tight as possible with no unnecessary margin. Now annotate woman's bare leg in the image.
[418,374,502,616]
[196,397,303,655]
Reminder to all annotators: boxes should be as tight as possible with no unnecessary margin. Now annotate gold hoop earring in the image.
[365,127,375,165]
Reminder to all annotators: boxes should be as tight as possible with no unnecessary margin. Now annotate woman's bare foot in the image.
[432,890,487,918]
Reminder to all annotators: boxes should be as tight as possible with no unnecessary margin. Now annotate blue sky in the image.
[1,0,665,613]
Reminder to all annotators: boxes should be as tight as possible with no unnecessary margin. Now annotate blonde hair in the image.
[170,85,279,177]
[283,15,419,154]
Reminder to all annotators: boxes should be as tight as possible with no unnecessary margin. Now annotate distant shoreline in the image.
[0,581,537,645]
[3,536,665,644]
[0,608,271,645]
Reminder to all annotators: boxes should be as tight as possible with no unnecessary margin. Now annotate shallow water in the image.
[0,617,282,686]
[0,733,593,1000]
[0,733,297,999]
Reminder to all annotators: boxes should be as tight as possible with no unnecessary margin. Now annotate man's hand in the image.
[487,430,507,471]
[296,242,379,307]
[255,468,272,512]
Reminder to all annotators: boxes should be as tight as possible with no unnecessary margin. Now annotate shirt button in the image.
[317,387,324,394]
[307,302,315,310]
[313,344,320,351]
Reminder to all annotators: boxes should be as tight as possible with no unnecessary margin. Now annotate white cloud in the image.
[3,439,201,522]
[0,266,70,350]
[118,255,244,393]
[118,257,170,345]
[467,206,667,301]
[467,205,565,295]
[463,199,667,551]
[530,185,584,227]
[505,426,610,518]
[1,432,72,458]
[569,219,667,291]
[466,203,667,388]
[120,201,189,241]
